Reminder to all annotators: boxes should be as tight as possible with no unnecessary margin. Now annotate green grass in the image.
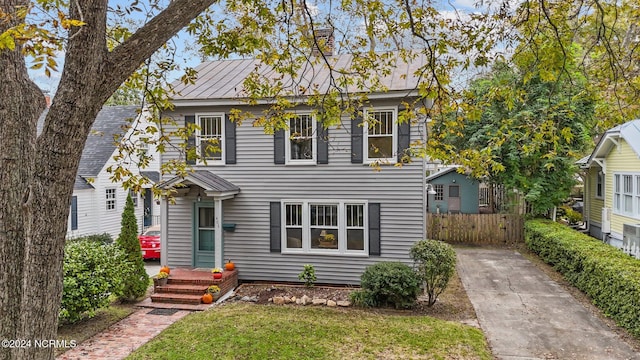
[127,303,491,360]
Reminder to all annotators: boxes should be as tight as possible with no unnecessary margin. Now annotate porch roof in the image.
[159,170,240,198]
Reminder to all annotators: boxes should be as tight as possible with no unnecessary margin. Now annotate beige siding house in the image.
[158,52,432,284]
[581,119,640,257]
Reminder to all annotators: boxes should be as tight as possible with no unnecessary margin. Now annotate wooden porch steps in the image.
[150,268,239,306]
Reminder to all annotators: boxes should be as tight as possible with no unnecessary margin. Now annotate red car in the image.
[139,225,161,260]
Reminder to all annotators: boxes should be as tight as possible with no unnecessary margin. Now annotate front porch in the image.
[139,268,239,310]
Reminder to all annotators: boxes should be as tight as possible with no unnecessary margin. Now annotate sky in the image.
[29,0,485,95]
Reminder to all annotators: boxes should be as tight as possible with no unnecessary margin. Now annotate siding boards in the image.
[605,140,640,238]
[164,107,424,284]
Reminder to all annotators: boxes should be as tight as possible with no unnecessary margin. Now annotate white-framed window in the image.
[364,107,397,163]
[129,189,138,207]
[282,200,368,255]
[196,113,225,165]
[434,184,444,201]
[596,171,604,199]
[613,173,640,218]
[106,188,116,211]
[286,114,316,164]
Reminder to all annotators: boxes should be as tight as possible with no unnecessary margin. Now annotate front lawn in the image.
[127,303,490,360]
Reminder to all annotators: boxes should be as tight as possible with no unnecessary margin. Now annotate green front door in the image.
[194,203,215,268]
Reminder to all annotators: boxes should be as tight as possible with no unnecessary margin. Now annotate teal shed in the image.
[426,167,479,214]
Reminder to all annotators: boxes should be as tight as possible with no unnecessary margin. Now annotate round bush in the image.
[354,261,421,309]
[410,239,456,306]
[60,239,126,323]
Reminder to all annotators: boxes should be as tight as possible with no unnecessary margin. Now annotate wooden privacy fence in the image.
[426,213,525,246]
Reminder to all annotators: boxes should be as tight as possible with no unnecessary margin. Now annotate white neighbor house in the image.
[41,106,161,240]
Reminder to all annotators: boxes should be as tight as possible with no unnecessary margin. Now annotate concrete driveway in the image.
[456,248,639,360]
[144,259,161,278]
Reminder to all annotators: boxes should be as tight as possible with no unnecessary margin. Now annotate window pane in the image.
[369,111,393,135]
[199,207,214,228]
[198,230,214,251]
[435,185,444,201]
[310,205,337,226]
[286,228,302,248]
[290,138,313,159]
[368,136,393,158]
[198,116,223,161]
[346,205,363,227]
[286,204,302,226]
[625,195,633,213]
[200,139,222,160]
[289,115,314,160]
[311,228,338,249]
[624,175,633,193]
[347,229,364,250]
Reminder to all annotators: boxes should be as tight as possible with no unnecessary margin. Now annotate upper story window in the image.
[106,188,116,211]
[287,114,316,164]
[613,173,640,218]
[196,113,225,165]
[282,200,367,255]
[596,171,604,199]
[364,108,397,163]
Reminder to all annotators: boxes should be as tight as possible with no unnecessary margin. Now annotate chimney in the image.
[311,28,334,57]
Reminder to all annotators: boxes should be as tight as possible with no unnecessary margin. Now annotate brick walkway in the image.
[56,308,190,360]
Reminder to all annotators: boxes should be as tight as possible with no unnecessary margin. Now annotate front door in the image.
[143,189,153,227]
[194,203,215,268]
[448,185,461,214]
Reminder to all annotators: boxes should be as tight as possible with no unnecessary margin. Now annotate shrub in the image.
[67,233,113,244]
[526,219,640,338]
[297,264,316,287]
[409,239,456,306]
[558,205,582,225]
[352,262,420,309]
[116,194,149,301]
[60,239,126,323]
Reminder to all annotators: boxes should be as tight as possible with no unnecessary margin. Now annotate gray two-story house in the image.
[159,52,431,284]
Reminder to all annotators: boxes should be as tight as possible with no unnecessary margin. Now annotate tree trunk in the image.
[0,0,217,358]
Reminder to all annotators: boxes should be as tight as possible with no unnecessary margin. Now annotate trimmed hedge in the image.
[525,219,640,338]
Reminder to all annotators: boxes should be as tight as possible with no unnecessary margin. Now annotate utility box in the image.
[622,224,640,259]
[601,207,612,234]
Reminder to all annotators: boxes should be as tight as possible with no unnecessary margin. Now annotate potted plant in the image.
[153,271,169,287]
[207,285,222,300]
[319,233,336,248]
[211,267,223,279]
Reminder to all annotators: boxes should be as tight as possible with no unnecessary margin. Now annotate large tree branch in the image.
[102,0,218,95]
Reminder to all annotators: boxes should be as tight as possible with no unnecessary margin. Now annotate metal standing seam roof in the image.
[159,170,240,194]
[170,52,428,101]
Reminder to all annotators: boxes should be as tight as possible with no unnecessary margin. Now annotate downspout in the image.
[421,115,428,240]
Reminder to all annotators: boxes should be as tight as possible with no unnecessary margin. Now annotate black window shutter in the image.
[351,116,363,163]
[185,115,196,165]
[71,196,78,230]
[274,129,285,164]
[270,202,282,252]
[368,203,381,255]
[225,116,236,164]
[397,120,411,163]
[317,121,329,164]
